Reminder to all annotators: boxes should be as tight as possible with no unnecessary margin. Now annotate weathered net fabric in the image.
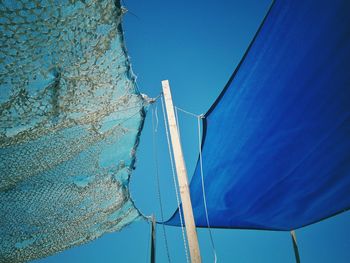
[0,0,146,262]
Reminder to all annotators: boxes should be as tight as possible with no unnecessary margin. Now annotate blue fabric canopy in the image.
[166,0,350,230]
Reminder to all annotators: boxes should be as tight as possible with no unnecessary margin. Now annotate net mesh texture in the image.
[0,0,147,262]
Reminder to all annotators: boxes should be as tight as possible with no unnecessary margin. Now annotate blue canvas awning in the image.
[166,0,350,230]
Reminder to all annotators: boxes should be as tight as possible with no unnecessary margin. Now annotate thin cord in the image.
[176,106,200,118]
[197,116,217,263]
[160,95,190,263]
[175,106,181,138]
[151,104,171,263]
[175,106,218,262]
[154,103,159,133]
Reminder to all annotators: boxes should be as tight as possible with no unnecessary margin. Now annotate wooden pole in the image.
[290,230,301,263]
[150,215,156,263]
[161,80,202,263]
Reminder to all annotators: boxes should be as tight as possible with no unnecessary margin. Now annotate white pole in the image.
[161,80,202,263]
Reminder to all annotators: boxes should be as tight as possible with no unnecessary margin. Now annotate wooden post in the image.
[162,80,202,263]
[150,215,156,263]
[290,230,301,263]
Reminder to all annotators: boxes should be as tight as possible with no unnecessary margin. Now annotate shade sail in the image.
[166,0,350,230]
[0,0,146,262]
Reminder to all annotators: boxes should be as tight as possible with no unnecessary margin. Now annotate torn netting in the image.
[0,0,146,262]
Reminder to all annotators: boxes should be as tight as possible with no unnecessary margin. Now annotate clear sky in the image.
[36,0,350,262]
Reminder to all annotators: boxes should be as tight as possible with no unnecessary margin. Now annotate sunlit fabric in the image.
[0,0,146,262]
[166,0,350,230]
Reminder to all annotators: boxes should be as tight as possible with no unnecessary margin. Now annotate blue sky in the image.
[36,0,350,262]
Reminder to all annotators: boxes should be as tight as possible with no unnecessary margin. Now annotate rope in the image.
[175,106,200,118]
[176,106,218,263]
[175,106,181,138]
[197,116,217,263]
[154,103,159,133]
[160,95,190,263]
[151,105,171,263]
